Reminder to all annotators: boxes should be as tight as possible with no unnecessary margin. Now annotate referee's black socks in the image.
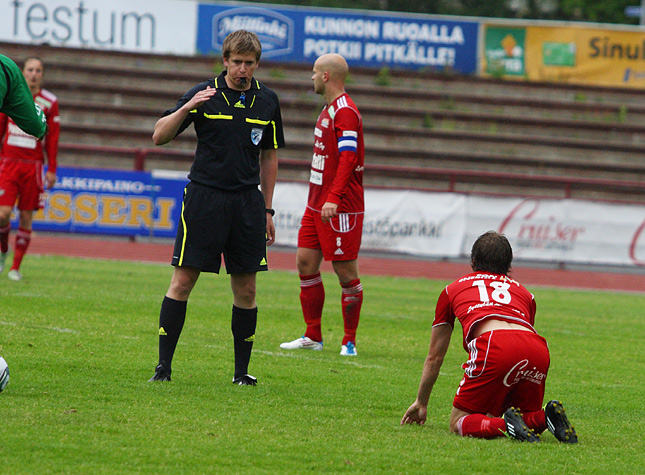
[157,296,187,373]
[231,305,258,379]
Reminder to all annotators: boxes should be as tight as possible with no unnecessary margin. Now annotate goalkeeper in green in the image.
[0,54,47,139]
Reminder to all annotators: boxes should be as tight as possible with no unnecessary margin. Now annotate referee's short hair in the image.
[470,231,513,275]
[223,30,262,62]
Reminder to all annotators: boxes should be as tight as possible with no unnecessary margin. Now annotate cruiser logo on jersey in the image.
[251,127,263,145]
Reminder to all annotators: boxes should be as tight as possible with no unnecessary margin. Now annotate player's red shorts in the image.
[298,206,364,261]
[453,329,550,417]
[0,159,45,211]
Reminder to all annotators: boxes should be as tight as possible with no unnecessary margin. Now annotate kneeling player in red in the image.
[401,231,578,443]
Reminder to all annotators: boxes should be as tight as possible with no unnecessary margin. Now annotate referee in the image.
[149,30,285,386]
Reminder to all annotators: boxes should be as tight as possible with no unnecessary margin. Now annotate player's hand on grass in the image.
[401,401,427,425]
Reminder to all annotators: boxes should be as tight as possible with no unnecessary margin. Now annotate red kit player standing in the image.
[280,53,365,356]
[0,57,60,281]
[401,231,578,443]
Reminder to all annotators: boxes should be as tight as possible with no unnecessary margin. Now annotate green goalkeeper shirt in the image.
[0,54,47,139]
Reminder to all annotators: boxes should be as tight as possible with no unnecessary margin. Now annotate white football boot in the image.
[340,341,357,356]
[279,336,323,351]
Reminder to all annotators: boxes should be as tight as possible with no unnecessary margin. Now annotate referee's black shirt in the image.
[163,71,285,191]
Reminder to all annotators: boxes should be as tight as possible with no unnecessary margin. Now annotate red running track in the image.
[26,233,645,294]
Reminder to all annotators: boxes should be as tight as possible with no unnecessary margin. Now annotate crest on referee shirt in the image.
[251,127,263,145]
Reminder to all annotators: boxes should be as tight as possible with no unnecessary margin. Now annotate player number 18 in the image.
[472,280,512,304]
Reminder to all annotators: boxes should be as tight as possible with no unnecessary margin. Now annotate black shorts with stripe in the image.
[171,181,268,274]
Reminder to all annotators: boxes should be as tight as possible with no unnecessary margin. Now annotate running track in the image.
[27,233,645,294]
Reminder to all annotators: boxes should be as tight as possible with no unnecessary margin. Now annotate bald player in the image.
[280,54,366,357]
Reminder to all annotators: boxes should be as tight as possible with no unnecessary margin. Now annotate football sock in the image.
[231,305,257,379]
[457,414,507,439]
[300,273,324,343]
[341,278,363,345]
[0,223,10,254]
[523,409,548,434]
[11,227,31,271]
[157,296,187,372]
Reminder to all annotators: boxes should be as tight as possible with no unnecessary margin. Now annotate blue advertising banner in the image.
[196,3,479,73]
[14,168,188,238]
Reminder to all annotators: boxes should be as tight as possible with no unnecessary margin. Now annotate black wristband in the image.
[265,208,275,216]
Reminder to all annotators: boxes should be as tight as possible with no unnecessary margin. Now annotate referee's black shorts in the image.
[171,181,268,274]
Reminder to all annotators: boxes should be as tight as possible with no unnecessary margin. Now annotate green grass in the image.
[1,255,643,474]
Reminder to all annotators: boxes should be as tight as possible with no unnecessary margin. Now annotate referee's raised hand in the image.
[152,86,216,145]
[190,86,216,107]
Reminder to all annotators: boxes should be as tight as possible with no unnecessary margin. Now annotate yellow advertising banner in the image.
[524,25,645,88]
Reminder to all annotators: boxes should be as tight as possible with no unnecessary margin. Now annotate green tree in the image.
[558,0,638,24]
[245,0,640,25]
[454,0,512,18]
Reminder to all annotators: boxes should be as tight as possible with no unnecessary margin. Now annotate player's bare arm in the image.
[401,324,452,425]
[260,148,278,245]
[152,86,216,145]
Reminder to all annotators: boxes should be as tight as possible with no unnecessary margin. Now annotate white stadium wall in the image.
[273,183,645,268]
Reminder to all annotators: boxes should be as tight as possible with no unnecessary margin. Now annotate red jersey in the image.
[307,93,364,213]
[0,88,60,173]
[433,272,537,350]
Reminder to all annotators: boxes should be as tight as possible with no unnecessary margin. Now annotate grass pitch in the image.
[0,254,643,474]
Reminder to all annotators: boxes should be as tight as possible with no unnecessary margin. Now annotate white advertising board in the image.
[467,197,645,267]
[0,0,198,54]
[272,183,645,268]
[273,183,466,258]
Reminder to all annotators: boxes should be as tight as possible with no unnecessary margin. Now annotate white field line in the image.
[205,344,385,369]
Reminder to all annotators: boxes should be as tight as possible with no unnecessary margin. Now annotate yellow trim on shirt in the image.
[246,118,270,125]
[204,113,233,119]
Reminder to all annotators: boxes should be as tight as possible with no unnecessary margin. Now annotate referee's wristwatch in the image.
[265,208,275,216]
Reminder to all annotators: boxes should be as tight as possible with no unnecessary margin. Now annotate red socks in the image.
[523,410,547,434]
[299,274,363,345]
[341,278,362,345]
[0,224,9,254]
[457,410,547,438]
[457,414,507,439]
[11,227,32,271]
[300,273,325,342]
